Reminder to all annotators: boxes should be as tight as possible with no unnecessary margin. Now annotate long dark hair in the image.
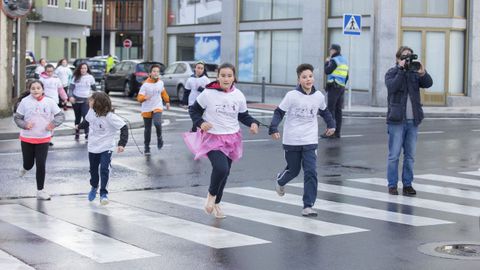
[56,58,68,68]
[194,61,208,77]
[90,92,113,117]
[217,62,237,83]
[73,63,92,82]
[14,80,44,112]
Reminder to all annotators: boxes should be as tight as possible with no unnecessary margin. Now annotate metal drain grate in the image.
[418,242,480,260]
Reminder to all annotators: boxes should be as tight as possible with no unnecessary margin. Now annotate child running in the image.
[185,62,260,219]
[269,63,336,217]
[54,58,73,107]
[69,63,96,141]
[77,92,128,205]
[184,61,210,131]
[137,64,170,156]
[13,80,65,200]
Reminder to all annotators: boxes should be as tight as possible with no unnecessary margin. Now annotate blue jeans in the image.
[387,120,418,188]
[89,151,113,196]
[277,146,318,208]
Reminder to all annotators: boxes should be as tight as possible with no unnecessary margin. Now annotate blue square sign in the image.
[343,14,362,36]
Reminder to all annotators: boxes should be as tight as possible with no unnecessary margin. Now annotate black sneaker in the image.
[320,133,338,139]
[388,187,399,195]
[75,131,80,140]
[49,142,54,146]
[144,147,151,156]
[157,138,164,149]
[403,186,417,196]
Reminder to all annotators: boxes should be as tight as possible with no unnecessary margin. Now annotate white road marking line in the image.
[0,249,35,270]
[225,187,453,226]
[416,174,480,188]
[460,171,480,177]
[145,192,368,236]
[418,131,444,134]
[0,204,157,263]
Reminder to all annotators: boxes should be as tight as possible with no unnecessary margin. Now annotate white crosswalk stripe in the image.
[288,182,480,217]
[0,204,158,263]
[416,174,480,188]
[51,196,270,249]
[345,177,480,201]
[224,187,453,226]
[143,191,368,236]
[459,170,480,177]
[0,249,35,270]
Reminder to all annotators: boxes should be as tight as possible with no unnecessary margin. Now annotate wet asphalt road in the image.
[0,96,479,270]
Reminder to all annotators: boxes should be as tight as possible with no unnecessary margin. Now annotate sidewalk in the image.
[1,104,480,140]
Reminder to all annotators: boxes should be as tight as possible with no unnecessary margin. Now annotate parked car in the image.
[162,61,218,100]
[104,60,165,97]
[73,58,107,90]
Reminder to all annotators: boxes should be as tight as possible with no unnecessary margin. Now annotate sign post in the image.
[342,14,361,110]
[123,38,132,60]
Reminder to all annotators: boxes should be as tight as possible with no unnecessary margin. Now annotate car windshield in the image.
[136,63,163,73]
[86,60,106,70]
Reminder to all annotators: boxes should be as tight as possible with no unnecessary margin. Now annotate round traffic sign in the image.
[123,39,132,48]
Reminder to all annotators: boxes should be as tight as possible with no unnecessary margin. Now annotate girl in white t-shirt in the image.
[34,58,47,79]
[13,80,65,200]
[69,63,96,141]
[185,63,260,218]
[137,64,170,156]
[55,58,73,95]
[269,64,336,217]
[184,61,210,131]
[76,92,128,205]
[40,64,68,106]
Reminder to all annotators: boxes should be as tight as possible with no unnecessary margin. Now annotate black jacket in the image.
[385,65,433,126]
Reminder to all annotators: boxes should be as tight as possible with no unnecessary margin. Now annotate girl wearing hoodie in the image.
[184,61,210,131]
[186,63,260,219]
[137,64,170,155]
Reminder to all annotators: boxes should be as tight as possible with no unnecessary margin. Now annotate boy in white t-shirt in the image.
[269,63,336,217]
[77,92,128,205]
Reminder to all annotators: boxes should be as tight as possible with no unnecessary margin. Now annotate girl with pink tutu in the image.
[184,63,260,218]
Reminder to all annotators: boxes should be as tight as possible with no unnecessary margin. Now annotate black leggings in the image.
[73,102,89,135]
[21,141,49,190]
[207,150,233,204]
[143,112,162,147]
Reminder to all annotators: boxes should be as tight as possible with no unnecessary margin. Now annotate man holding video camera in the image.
[384,46,433,196]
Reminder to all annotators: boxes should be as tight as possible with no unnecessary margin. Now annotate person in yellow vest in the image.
[106,54,114,74]
[322,44,349,139]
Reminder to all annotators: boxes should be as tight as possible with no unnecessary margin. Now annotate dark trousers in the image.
[21,141,49,190]
[73,102,89,135]
[207,150,233,204]
[277,147,318,208]
[143,112,162,148]
[326,84,345,136]
[89,151,113,196]
[182,89,191,106]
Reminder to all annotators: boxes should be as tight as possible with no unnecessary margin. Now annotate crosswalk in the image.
[1,170,480,268]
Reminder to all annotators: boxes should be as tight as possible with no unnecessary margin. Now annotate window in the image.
[167,33,221,65]
[70,39,79,59]
[328,29,371,90]
[79,0,87,11]
[238,30,301,85]
[402,0,466,17]
[329,0,373,17]
[168,0,222,25]
[48,0,58,7]
[241,0,302,21]
[65,0,72,8]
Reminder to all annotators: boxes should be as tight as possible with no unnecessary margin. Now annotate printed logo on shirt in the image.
[291,107,316,120]
[215,103,238,118]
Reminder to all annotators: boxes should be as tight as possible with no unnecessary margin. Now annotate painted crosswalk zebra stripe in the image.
[0,204,157,263]
[51,197,269,249]
[144,192,368,236]
[288,182,480,217]
[459,171,480,177]
[0,249,35,270]
[345,177,480,201]
[225,187,453,226]
[416,174,480,188]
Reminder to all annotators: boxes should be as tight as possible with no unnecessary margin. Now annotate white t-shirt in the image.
[40,76,63,104]
[55,66,72,87]
[196,87,248,135]
[72,74,96,98]
[278,90,328,145]
[138,80,166,112]
[85,109,126,153]
[16,95,61,139]
[34,65,45,76]
[185,75,210,106]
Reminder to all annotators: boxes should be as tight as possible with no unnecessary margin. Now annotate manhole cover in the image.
[418,242,480,260]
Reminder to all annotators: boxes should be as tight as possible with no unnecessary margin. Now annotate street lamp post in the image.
[101,0,105,56]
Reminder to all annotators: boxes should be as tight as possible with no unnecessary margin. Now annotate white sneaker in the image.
[36,190,51,200]
[100,194,109,205]
[19,168,28,177]
[301,207,318,217]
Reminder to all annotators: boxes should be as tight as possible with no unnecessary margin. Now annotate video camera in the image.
[400,54,421,72]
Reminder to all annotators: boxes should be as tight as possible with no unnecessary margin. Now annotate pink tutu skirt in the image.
[183,130,243,161]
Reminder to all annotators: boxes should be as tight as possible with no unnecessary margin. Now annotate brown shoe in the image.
[388,187,399,195]
[213,204,226,219]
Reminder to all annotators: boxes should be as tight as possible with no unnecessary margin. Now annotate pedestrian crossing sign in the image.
[343,14,362,36]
